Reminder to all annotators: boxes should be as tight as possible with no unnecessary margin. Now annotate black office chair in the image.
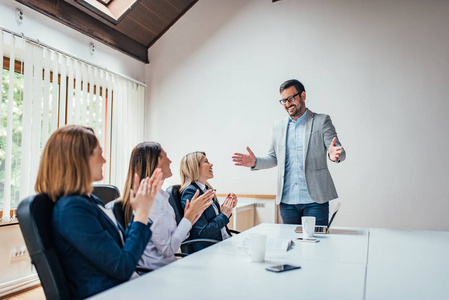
[17,194,72,300]
[106,199,126,229]
[166,185,220,254]
[92,184,120,205]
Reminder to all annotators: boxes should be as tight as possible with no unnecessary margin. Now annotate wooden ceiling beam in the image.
[16,0,149,63]
[147,0,198,48]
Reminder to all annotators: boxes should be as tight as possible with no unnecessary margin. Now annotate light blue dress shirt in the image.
[281,110,313,204]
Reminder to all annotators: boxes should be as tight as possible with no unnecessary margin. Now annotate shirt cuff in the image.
[328,152,340,163]
[250,158,258,170]
[179,217,193,231]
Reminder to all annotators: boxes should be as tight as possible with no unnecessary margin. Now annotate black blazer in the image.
[181,183,231,252]
[52,194,152,299]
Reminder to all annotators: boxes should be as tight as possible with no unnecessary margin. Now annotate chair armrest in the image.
[136,266,153,275]
[181,238,219,246]
[175,253,188,258]
[178,238,220,256]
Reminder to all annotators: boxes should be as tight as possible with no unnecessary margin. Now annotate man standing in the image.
[232,79,345,225]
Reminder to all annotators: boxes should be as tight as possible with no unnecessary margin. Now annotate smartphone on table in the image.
[266,264,301,273]
[296,237,319,243]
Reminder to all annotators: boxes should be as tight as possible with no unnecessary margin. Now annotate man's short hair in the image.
[279,79,305,94]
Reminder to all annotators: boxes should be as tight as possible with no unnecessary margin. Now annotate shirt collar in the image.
[195,181,206,192]
[158,188,169,199]
[289,108,308,124]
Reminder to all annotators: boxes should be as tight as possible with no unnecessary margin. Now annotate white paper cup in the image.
[244,233,267,262]
[302,216,316,239]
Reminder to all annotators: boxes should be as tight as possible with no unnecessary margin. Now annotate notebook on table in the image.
[294,202,340,234]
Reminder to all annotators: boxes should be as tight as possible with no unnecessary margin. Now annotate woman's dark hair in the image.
[122,142,162,227]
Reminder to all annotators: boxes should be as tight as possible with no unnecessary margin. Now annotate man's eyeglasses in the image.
[279,93,300,105]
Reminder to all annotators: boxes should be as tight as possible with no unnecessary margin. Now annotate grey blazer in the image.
[253,109,345,205]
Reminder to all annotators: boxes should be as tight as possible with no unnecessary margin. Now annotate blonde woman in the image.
[35,125,162,299]
[180,151,238,252]
[122,142,214,270]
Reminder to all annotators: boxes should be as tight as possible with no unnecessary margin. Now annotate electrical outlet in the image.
[254,203,265,208]
[10,246,28,262]
[16,8,24,24]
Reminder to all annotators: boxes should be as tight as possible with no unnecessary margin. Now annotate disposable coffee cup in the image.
[302,216,316,239]
[244,233,267,262]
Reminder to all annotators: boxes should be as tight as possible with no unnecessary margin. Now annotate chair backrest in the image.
[92,184,120,205]
[107,199,126,229]
[17,194,72,300]
[167,185,197,254]
[166,185,183,225]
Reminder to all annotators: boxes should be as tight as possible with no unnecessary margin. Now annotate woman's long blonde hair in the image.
[35,125,98,202]
[180,151,212,192]
[122,142,161,227]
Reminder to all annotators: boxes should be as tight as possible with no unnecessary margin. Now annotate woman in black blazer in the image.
[180,151,237,252]
[35,125,163,299]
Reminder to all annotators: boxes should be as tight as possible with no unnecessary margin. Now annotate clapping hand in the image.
[328,137,343,162]
[130,168,164,225]
[225,193,238,208]
[184,189,214,224]
[220,195,234,218]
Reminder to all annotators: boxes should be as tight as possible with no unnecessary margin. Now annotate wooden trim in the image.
[0,283,41,298]
[216,194,276,199]
[0,209,18,226]
[3,57,25,74]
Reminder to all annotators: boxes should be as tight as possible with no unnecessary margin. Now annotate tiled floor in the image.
[4,286,45,300]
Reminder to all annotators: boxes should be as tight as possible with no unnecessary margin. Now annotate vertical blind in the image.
[0,29,146,220]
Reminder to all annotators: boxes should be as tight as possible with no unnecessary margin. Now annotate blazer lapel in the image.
[196,183,220,216]
[304,109,315,157]
[192,182,204,196]
[90,195,124,246]
[281,117,289,159]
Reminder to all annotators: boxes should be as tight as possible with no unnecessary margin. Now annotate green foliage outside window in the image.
[0,69,24,210]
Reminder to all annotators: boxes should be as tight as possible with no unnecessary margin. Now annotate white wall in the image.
[0,0,146,82]
[145,0,449,231]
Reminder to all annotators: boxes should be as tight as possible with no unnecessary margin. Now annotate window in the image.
[0,59,24,216]
[0,33,111,218]
[0,29,145,221]
[76,0,139,24]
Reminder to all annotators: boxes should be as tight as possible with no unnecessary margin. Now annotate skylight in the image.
[78,0,140,24]
[96,0,113,4]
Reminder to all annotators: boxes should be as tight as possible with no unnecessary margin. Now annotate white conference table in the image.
[89,224,449,300]
[365,228,449,300]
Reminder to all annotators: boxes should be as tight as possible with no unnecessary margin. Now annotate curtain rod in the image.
[0,26,147,87]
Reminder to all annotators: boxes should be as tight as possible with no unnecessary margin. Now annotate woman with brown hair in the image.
[180,151,238,252]
[35,125,162,299]
[122,142,214,270]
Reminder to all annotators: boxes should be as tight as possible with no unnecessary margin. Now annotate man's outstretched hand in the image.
[232,147,256,168]
[329,137,343,162]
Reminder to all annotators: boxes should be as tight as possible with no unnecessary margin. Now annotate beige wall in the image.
[0,224,37,296]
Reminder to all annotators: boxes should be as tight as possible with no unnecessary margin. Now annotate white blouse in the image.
[138,189,192,270]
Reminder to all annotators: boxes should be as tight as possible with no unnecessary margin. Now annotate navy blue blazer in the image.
[181,183,231,252]
[52,194,152,299]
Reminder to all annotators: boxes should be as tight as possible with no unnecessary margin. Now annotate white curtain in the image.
[0,30,145,219]
[109,78,146,192]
